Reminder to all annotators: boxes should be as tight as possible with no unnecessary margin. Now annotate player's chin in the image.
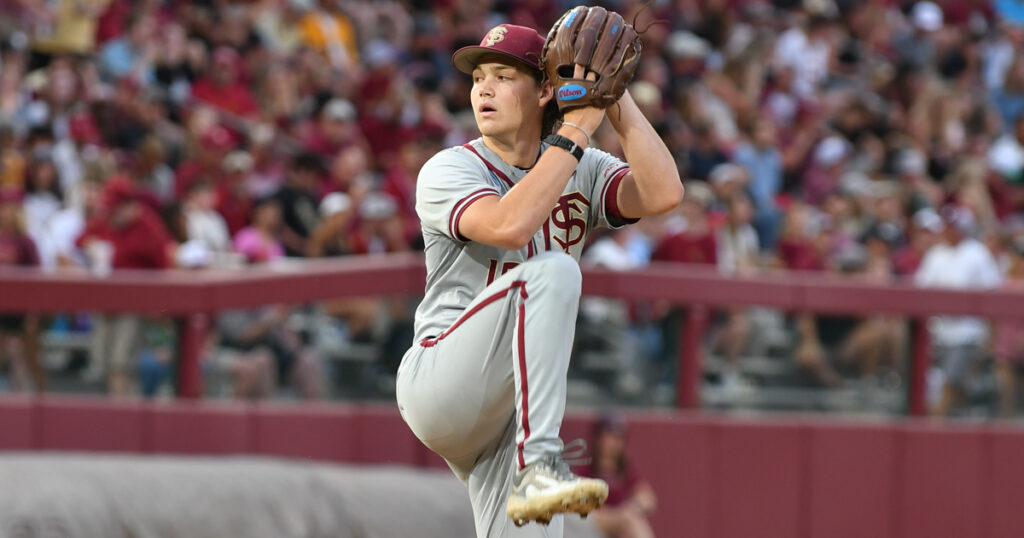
[476,119,505,137]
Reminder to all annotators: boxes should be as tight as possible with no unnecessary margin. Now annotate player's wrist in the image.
[559,121,593,147]
[556,125,590,149]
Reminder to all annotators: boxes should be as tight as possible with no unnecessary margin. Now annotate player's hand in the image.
[560,65,605,137]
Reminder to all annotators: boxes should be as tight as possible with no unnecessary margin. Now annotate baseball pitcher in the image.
[397,7,683,537]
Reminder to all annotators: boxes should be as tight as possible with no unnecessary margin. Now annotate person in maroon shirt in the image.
[651,198,717,265]
[76,179,171,395]
[776,203,827,272]
[296,98,365,160]
[581,413,657,538]
[0,187,45,391]
[216,150,255,237]
[174,125,236,198]
[78,179,171,270]
[380,125,444,249]
[190,47,260,120]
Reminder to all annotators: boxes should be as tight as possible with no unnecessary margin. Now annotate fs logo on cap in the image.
[557,85,587,101]
[484,26,508,46]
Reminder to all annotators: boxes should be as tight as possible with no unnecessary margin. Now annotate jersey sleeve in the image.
[415,148,500,242]
[578,147,639,230]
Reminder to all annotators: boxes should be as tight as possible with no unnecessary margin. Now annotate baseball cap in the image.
[665,31,710,60]
[912,2,943,32]
[102,176,138,208]
[319,192,352,218]
[222,150,254,173]
[323,98,356,122]
[452,24,545,75]
[709,163,745,186]
[913,207,945,233]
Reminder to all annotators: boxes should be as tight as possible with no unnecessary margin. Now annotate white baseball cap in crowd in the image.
[359,192,399,220]
[913,207,945,233]
[323,98,356,122]
[319,192,353,218]
[222,150,254,172]
[814,136,849,167]
[709,163,745,186]
[665,31,711,60]
[912,1,943,32]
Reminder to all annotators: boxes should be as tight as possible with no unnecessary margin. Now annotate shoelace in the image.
[535,439,592,481]
[560,438,591,467]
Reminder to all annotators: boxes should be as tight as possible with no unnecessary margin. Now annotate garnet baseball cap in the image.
[452,24,545,75]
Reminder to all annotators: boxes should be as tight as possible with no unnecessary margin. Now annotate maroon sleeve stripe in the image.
[449,188,499,241]
[463,143,515,189]
[603,166,639,227]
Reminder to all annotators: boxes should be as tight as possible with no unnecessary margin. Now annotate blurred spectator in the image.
[711,195,759,392]
[325,144,374,202]
[216,303,324,400]
[216,150,256,237]
[133,134,174,205]
[995,238,1024,416]
[233,196,285,264]
[347,191,408,255]
[21,156,62,269]
[734,116,784,250]
[382,126,442,248]
[651,195,717,266]
[175,124,236,198]
[582,413,657,538]
[915,206,1002,415]
[306,191,353,257]
[893,207,946,276]
[77,177,171,395]
[297,0,360,71]
[183,179,231,262]
[98,10,155,82]
[988,114,1024,185]
[684,121,728,182]
[31,0,111,59]
[191,46,259,120]
[298,98,362,160]
[272,152,324,257]
[0,187,44,391]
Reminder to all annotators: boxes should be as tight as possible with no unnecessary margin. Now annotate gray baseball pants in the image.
[397,252,581,537]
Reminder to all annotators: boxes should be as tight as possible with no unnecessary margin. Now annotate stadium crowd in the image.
[0,0,1021,416]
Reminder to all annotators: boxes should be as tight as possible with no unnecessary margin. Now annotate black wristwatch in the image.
[544,134,584,162]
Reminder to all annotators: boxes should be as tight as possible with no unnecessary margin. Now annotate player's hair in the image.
[526,69,560,138]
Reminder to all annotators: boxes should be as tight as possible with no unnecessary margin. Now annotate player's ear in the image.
[538,79,554,108]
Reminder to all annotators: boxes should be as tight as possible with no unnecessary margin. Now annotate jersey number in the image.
[486,259,521,285]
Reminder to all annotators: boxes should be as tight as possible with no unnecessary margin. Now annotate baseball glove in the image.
[542,6,642,112]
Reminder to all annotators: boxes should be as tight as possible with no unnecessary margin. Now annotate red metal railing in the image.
[2,253,1022,415]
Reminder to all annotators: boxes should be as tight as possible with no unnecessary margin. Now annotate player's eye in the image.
[498,75,511,81]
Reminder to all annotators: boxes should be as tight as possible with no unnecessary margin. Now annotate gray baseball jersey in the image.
[411,138,634,343]
[397,137,634,538]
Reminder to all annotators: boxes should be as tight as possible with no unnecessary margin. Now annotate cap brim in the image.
[452,46,537,75]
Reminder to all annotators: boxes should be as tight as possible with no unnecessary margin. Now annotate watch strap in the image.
[543,134,584,162]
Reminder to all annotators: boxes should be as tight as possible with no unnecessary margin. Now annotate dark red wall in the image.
[2,396,1022,538]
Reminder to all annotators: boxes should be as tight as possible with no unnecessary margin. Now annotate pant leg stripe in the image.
[515,283,530,470]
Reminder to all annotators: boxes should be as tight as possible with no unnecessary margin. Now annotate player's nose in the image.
[476,78,495,97]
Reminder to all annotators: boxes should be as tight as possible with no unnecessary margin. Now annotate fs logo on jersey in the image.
[551,192,589,253]
[557,85,586,102]
[484,26,508,47]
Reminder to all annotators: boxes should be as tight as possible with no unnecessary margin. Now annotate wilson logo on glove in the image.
[541,6,643,112]
[557,85,587,101]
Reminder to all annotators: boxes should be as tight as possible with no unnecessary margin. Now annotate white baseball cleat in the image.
[506,452,609,527]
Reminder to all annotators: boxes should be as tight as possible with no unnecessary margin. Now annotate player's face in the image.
[471,62,546,139]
